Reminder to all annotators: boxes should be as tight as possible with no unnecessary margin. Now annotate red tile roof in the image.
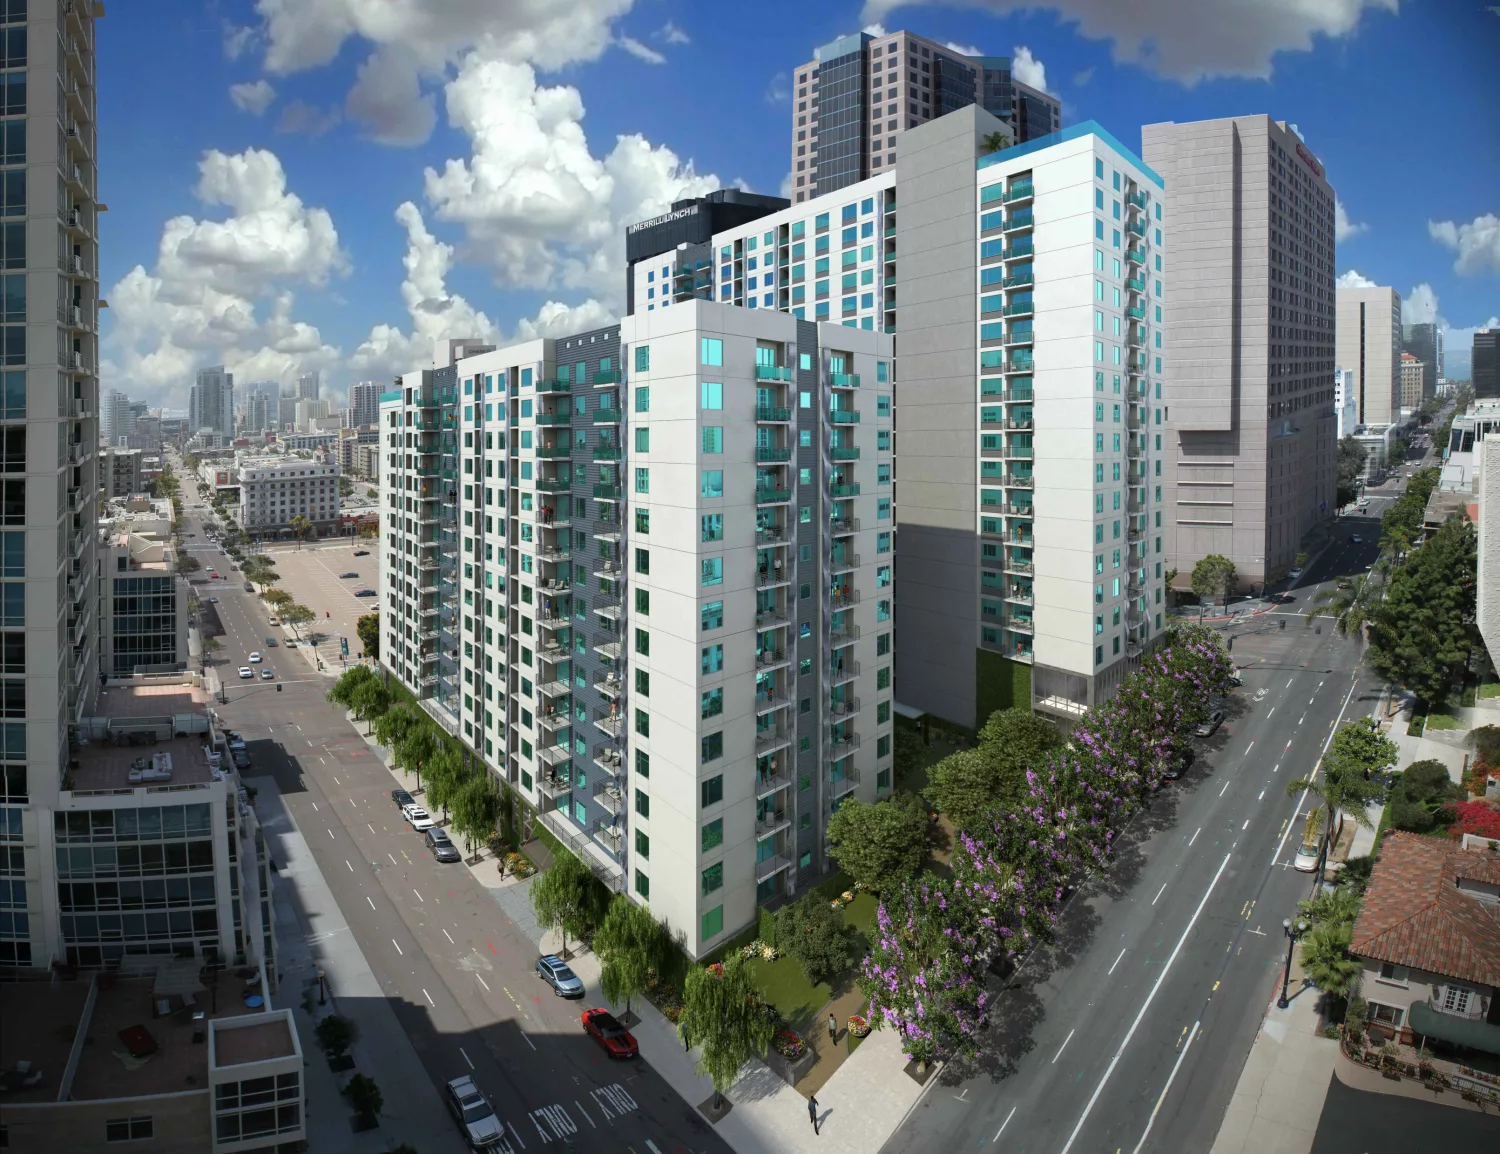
[1350,832,1500,987]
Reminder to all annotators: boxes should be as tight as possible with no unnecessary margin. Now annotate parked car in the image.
[1194,709,1226,738]
[231,749,251,770]
[582,1008,638,1058]
[248,652,262,663]
[425,827,462,863]
[1286,567,1303,582]
[353,549,370,556]
[444,1074,506,1150]
[238,667,253,679]
[225,732,246,751]
[1293,840,1323,872]
[260,669,274,681]
[1161,747,1194,781]
[207,596,218,603]
[536,954,585,998]
[403,804,435,831]
[391,788,414,809]
[355,588,377,597]
[339,571,360,579]
[243,581,254,592]
[265,637,278,647]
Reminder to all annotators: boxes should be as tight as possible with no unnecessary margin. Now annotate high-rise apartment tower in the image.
[1474,329,1499,399]
[1336,284,1402,427]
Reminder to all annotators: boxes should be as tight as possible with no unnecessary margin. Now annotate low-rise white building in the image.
[237,456,340,536]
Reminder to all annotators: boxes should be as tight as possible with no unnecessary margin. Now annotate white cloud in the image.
[421,54,721,308]
[765,71,790,104]
[1393,283,1496,382]
[1335,269,1377,289]
[1428,213,1500,276]
[1401,282,1439,326]
[345,47,438,145]
[103,148,347,408]
[616,35,666,65]
[1333,198,1367,243]
[945,41,986,57]
[860,0,1398,84]
[657,21,691,45]
[863,22,888,36]
[1072,67,1095,85]
[229,79,276,115]
[1012,45,1050,92]
[222,22,257,61]
[277,100,343,136]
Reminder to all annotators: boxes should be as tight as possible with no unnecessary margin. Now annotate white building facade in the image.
[237,457,340,536]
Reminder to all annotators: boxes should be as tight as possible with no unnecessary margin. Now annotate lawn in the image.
[1479,679,1500,701]
[744,889,881,1031]
[1424,711,1464,731]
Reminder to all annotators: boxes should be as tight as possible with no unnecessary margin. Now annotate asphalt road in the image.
[883,538,1385,1154]
[174,486,731,1154]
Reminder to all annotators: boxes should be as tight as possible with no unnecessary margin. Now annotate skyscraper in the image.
[1336,285,1402,426]
[1402,321,1441,402]
[101,388,132,445]
[1399,352,1425,414]
[297,370,320,401]
[1474,329,1498,399]
[1143,115,1337,591]
[789,30,1060,203]
[346,380,382,428]
[188,365,234,438]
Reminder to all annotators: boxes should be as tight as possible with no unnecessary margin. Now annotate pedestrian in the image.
[828,1013,837,1046]
[807,1094,819,1135]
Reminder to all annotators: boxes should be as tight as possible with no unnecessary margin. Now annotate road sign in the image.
[340,636,349,656]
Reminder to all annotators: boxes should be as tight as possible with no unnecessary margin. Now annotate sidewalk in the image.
[250,775,468,1154]
[351,717,930,1153]
[1210,972,1338,1154]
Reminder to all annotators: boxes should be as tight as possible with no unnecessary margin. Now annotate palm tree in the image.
[1299,921,1362,1001]
[1286,763,1386,887]
[981,131,1012,154]
[1305,573,1380,642]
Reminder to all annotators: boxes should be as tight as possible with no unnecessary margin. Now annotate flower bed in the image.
[773,1028,805,1060]
[847,1013,870,1039]
[740,939,779,962]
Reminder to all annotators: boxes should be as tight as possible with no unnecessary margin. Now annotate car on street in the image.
[1286,567,1303,582]
[207,596,218,603]
[444,1074,506,1150]
[225,732,246,751]
[205,566,215,574]
[231,749,251,770]
[391,788,413,809]
[403,804,435,831]
[243,581,254,592]
[1294,839,1323,872]
[582,1008,638,1058]
[1194,709,1226,738]
[425,827,462,863]
[1350,534,1363,543]
[265,637,278,647]
[248,652,262,663]
[1160,747,1194,781]
[339,571,359,579]
[353,549,370,556]
[260,669,274,680]
[355,588,377,597]
[536,954,585,998]
[238,667,253,679]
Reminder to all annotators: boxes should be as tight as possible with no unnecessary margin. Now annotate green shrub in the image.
[758,905,777,949]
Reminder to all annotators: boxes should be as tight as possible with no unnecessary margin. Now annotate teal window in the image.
[635,710,650,738]
[701,514,722,542]
[635,468,649,493]
[701,557,723,586]
[701,688,723,718]
[634,548,649,574]
[702,426,723,453]
[635,788,650,815]
[635,386,649,412]
[701,338,723,366]
[634,345,649,372]
[702,863,723,895]
[701,470,723,498]
[701,381,723,409]
[701,732,724,763]
[635,427,649,452]
[635,831,649,858]
[701,644,723,674]
[701,600,723,630]
[635,870,649,898]
[701,819,724,852]
[701,905,723,940]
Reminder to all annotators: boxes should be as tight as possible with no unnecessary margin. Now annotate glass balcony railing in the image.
[755,365,792,382]
[1004,181,1034,202]
[1004,210,1034,231]
[1127,190,1148,210]
[756,405,792,422]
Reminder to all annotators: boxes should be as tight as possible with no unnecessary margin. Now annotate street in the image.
[883,524,1386,1154]
[174,482,732,1154]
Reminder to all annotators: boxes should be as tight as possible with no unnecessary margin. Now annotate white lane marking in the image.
[1286,677,1294,688]
[521,1031,537,1050]
[994,1106,1018,1143]
[423,988,434,1006]
[1272,679,1360,865]
[295,723,303,732]
[392,939,403,956]
[1152,882,1167,906]
[1188,827,1201,847]
[507,1120,527,1149]
[387,853,397,866]
[1108,948,1127,975]
[443,928,454,944]
[1219,780,1230,797]
[645,1142,663,1154]
[1131,1020,1202,1154]
[1298,714,1306,725]
[414,889,424,903]
[460,1046,475,1070]
[1058,852,1233,1154]
[1267,707,1275,718]
[1052,1028,1076,1064]
[1258,790,1265,801]
[366,896,376,910]
[318,755,326,764]
[476,974,490,991]
[345,860,353,872]
[1244,740,1255,755]
[311,802,319,813]
[367,823,375,835]
[1242,820,1250,830]
[574,1100,596,1127]
[327,828,335,839]
[1273,763,1281,774]
[332,775,341,785]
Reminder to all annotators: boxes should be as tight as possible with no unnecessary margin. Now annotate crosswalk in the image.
[521,1082,640,1145]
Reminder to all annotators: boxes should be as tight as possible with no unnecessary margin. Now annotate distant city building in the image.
[1402,321,1441,402]
[789,29,1060,203]
[237,455,341,536]
[1144,114,1337,590]
[188,365,235,438]
[96,498,189,675]
[1475,328,1498,399]
[1336,285,1402,426]
[277,392,299,430]
[1334,367,1358,438]
[338,427,378,475]
[355,442,380,481]
[294,397,329,431]
[296,370,320,401]
[103,446,144,497]
[1399,352,1425,413]
[346,380,382,428]
[101,388,132,444]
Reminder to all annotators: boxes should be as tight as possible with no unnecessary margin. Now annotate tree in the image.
[327,665,377,711]
[1190,553,1236,606]
[395,725,438,791]
[1306,574,1379,642]
[980,131,1012,154]
[1336,435,1367,509]
[1387,759,1462,834]
[825,792,928,894]
[677,953,775,1110]
[593,895,668,1015]
[530,849,597,956]
[422,743,471,822]
[1325,716,1399,781]
[282,602,315,638]
[773,895,856,986]
[263,588,293,613]
[1367,515,1478,707]
[924,708,1064,830]
[450,773,500,858]
[314,1013,357,1059]
[1298,921,1362,1000]
[177,553,201,574]
[356,612,380,660]
[349,678,391,733]
[343,1073,383,1123]
[289,514,313,544]
[373,702,422,757]
[1297,886,1361,931]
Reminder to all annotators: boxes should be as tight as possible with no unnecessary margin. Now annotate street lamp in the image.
[1277,917,1311,1009]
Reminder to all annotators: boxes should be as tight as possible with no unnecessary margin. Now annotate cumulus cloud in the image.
[277,100,343,136]
[860,0,1398,84]
[103,148,347,407]
[945,41,986,56]
[1401,282,1439,326]
[1335,269,1377,289]
[345,47,439,145]
[229,79,276,115]
[1012,45,1050,92]
[863,22,888,36]
[657,21,691,45]
[222,22,257,61]
[1333,198,1367,243]
[765,71,790,104]
[1428,213,1500,276]
[616,34,666,65]
[1072,67,1095,85]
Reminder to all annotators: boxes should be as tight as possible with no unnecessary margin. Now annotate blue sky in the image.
[98,1,1499,410]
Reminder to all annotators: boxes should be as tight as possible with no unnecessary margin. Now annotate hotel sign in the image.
[1295,141,1323,179]
[628,205,699,234]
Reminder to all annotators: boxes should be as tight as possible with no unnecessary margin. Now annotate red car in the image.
[581,1008,638,1059]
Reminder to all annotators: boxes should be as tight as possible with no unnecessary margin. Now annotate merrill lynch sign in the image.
[628,205,700,234]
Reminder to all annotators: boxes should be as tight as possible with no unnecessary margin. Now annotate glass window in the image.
[701,644,723,674]
[701,381,723,409]
[701,600,723,631]
[701,904,723,940]
[634,345,649,372]
[701,688,723,718]
[634,468,649,493]
[700,470,723,498]
[701,426,723,453]
[634,387,649,412]
[701,557,723,586]
[701,862,723,895]
[701,819,724,851]
[634,427,649,452]
[701,732,723,763]
[701,338,723,366]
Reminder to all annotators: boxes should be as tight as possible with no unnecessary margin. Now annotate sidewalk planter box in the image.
[765,1029,814,1087]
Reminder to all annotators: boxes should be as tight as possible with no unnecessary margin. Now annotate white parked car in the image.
[238,667,253,679]
[248,652,262,663]
[1286,567,1303,582]
[403,804,435,831]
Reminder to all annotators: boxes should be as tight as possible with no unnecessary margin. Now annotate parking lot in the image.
[256,538,379,666]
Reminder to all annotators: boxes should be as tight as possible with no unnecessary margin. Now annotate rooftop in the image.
[1350,831,1500,986]
[70,683,223,794]
[211,1014,296,1069]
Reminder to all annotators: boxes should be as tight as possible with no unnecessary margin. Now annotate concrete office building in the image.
[1334,367,1358,439]
[1143,115,1337,591]
[1475,329,1499,399]
[1402,321,1441,403]
[101,387,133,445]
[4,0,105,972]
[1400,352,1425,415]
[104,445,143,497]
[789,29,1060,203]
[1336,284,1402,426]
[96,498,190,676]
[296,370,320,401]
[189,365,235,439]
[346,380,382,428]
[380,309,894,958]
[237,455,340,536]
[276,392,298,431]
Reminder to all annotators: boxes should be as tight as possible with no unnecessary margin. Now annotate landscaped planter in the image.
[764,1029,815,1087]
[847,1014,871,1039]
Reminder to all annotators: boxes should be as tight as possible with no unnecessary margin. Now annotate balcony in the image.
[595,824,624,854]
[756,446,792,463]
[755,853,795,884]
[593,713,624,739]
[592,635,623,662]
[831,768,861,798]
[593,782,626,817]
[755,487,792,505]
[830,696,860,719]
[535,411,574,426]
[831,552,859,573]
[1004,210,1034,232]
[1004,242,1034,260]
[1003,556,1034,575]
[1126,305,1146,321]
[830,659,859,686]
[1126,276,1147,294]
[592,484,622,501]
[829,372,860,388]
[755,808,792,840]
[754,604,791,629]
[1126,219,1146,238]
[537,772,572,802]
[593,744,624,776]
[830,409,860,424]
[831,482,860,498]
[1006,326,1034,346]
[1002,300,1033,317]
[755,365,792,382]
[535,443,571,459]
[1002,271,1034,290]
[830,618,860,646]
[756,648,791,675]
[830,586,859,611]
[536,377,571,394]
[830,515,858,536]
[1127,190,1148,210]
[1127,327,1146,348]
[754,689,792,716]
[534,477,572,493]
[755,727,794,758]
[756,564,790,591]
[756,405,792,423]
[592,558,623,580]
[592,408,621,424]
[1007,614,1035,633]
[594,670,624,700]
[1004,181,1034,203]
[1126,247,1145,266]
[537,678,571,700]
